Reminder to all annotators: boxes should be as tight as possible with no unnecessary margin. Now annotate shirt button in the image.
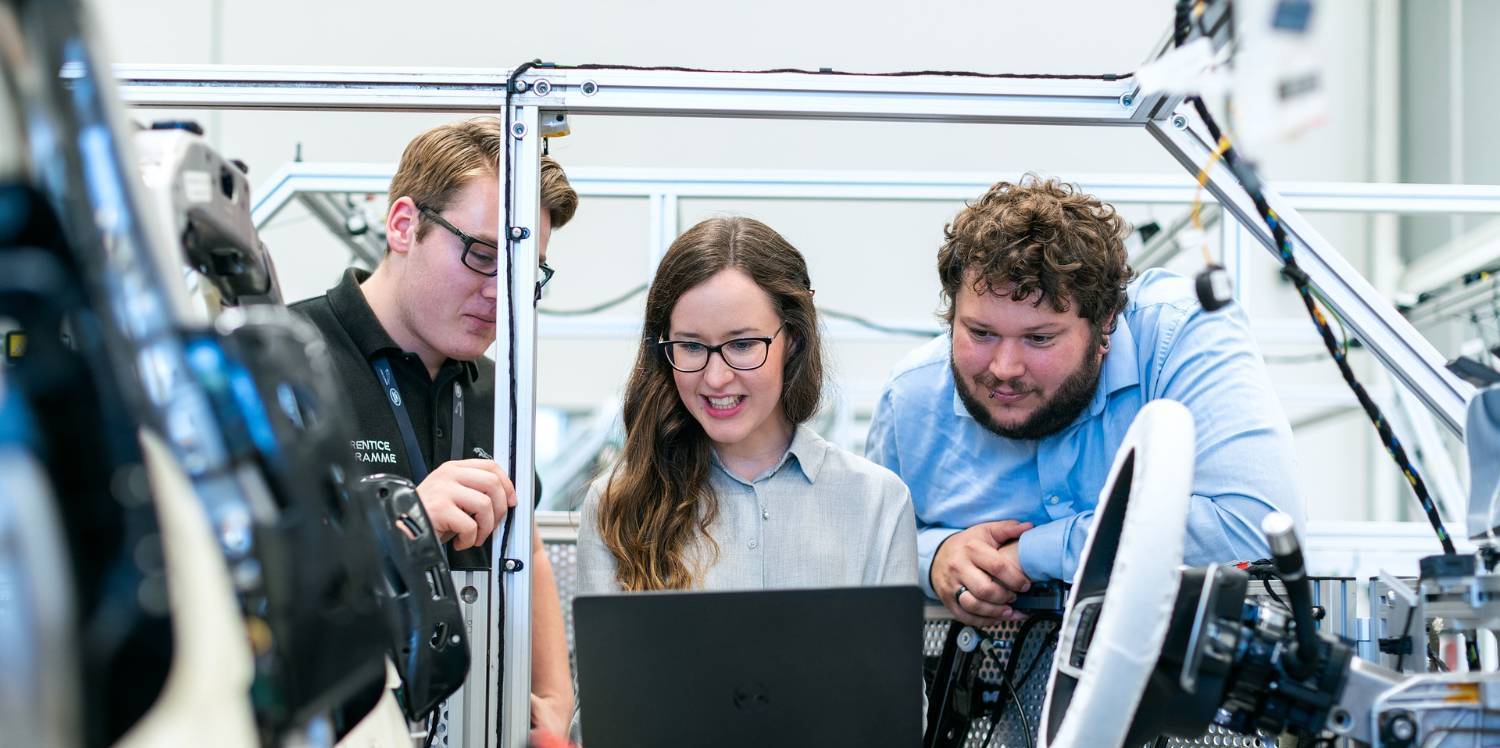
[748,539,758,550]
[436,427,445,438]
[761,510,769,520]
[1048,495,1060,505]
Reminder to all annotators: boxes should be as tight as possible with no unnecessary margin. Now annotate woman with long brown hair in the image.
[576,216,917,594]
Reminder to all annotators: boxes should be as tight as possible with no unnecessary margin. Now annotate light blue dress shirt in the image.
[866,268,1303,595]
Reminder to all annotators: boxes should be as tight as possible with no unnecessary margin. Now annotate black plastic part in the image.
[150,119,204,135]
[1195,265,1235,312]
[1267,536,1322,679]
[357,475,470,720]
[0,185,175,748]
[1136,220,1162,244]
[181,211,279,305]
[1378,636,1414,656]
[1420,552,1477,581]
[1043,451,1137,745]
[1217,612,1354,739]
[1380,711,1418,748]
[1446,356,1500,387]
[1011,582,1070,613]
[195,310,391,739]
[1121,567,1250,747]
[923,622,983,748]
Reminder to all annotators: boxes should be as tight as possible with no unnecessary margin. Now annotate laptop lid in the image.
[575,585,923,748]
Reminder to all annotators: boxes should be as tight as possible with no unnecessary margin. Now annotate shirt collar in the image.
[1088,317,1141,417]
[946,320,1142,422]
[710,424,829,485]
[327,267,480,382]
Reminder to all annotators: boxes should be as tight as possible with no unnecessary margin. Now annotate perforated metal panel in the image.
[545,540,581,675]
[923,617,1060,748]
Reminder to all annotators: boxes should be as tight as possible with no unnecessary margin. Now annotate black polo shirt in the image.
[291,268,497,568]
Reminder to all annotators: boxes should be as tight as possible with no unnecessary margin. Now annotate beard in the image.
[952,339,1104,441]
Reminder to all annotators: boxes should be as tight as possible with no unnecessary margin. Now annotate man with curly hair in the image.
[867,176,1302,627]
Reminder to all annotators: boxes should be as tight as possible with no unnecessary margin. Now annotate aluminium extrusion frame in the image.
[113,62,1475,748]
[1147,111,1475,435]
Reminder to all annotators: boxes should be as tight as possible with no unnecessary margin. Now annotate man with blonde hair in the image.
[291,117,576,736]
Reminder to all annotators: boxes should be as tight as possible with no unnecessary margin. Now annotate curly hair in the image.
[938,175,1133,333]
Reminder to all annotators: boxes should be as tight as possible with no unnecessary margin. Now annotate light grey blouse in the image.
[576,424,919,594]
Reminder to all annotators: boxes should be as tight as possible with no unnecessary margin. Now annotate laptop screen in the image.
[575,585,923,748]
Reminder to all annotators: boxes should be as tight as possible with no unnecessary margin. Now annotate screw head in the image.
[509,226,530,241]
[1172,114,1188,129]
[581,80,599,96]
[1390,716,1415,740]
[1120,93,1134,108]
[533,79,552,96]
[956,627,979,652]
[510,121,527,139]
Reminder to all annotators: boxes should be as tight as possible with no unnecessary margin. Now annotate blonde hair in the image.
[388,117,577,242]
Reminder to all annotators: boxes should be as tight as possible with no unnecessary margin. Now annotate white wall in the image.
[90,0,1454,524]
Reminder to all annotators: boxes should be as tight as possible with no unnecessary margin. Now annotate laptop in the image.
[574,585,923,748]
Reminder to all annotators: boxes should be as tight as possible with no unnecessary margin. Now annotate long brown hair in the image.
[596,216,824,590]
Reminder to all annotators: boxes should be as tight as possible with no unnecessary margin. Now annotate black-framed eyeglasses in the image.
[535,261,555,303]
[418,203,556,301]
[417,204,500,277]
[657,324,785,373]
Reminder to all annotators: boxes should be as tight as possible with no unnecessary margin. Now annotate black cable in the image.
[1394,605,1416,673]
[422,708,438,748]
[1000,616,1047,686]
[1260,577,1290,612]
[819,308,940,338]
[976,639,1036,748]
[996,679,1035,748]
[1186,95,1457,556]
[556,62,1132,82]
[971,615,1060,748]
[538,283,647,316]
[1012,625,1061,692]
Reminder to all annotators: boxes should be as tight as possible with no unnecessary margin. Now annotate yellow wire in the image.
[1191,135,1232,266]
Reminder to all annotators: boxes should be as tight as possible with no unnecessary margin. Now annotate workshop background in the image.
[96,0,1500,524]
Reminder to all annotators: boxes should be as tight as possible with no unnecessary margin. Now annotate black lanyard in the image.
[371,357,464,483]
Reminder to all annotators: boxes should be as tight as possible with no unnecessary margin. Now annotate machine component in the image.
[924,585,1069,747]
[359,474,471,720]
[1036,380,1500,747]
[924,621,993,747]
[1368,574,1427,675]
[1041,399,1197,748]
[1419,552,1500,633]
[1368,674,1500,748]
[1466,386,1500,540]
[188,306,390,739]
[135,124,281,310]
[1194,264,1234,311]
[0,429,82,748]
[0,186,176,747]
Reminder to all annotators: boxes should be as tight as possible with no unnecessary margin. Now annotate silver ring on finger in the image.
[955,584,970,610]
